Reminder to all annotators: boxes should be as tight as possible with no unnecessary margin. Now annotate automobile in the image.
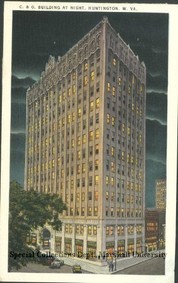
[40,254,55,265]
[50,259,62,269]
[72,264,82,273]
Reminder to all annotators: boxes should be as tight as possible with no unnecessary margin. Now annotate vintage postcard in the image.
[0,2,177,283]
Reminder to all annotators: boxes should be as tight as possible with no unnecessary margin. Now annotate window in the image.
[84,62,88,71]
[107,82,111,92]
[95,175,99,185]
[78,108,82,118]
[90,71,94,81]
[84,76,88,86]
[113,58,116,66]
[106,176,109,185]
[112,116,115,126]
[95,129,99,139]
[106,191,109,200]
[89,131,93,141]
[90,101,94,111]
[112,86,116,96]
[96,98,100,109]
[107,113,110,124]
[94,191,98,201]
[94,207,98,216]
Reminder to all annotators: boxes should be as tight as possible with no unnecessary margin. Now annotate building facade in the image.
[25,17,146,257]
[145,209,165,251]
[155,179,166,210]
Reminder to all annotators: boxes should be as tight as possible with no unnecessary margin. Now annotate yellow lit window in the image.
[96,98,100,108]
[77,150,81,159]
[111,162,115,172]
[90,101,94,111]
[139,134,142,143]
[111,146,115,157]
[89,131,93,141]
[84,62,88,71]
[82,163,86,173]
[113,58,116,65]
[127,154,130,163]
[106,176,109,185]
[127,127,130,135]
[77,164,81,174]
[122,123,125,132]
[52,172,55,179]
[95,129,99,139]
[95,175,99,185]
[112,86,116,96]
[71,139,74,148]
[72,71,76,80]
[111,116,115,126]
[132,103,135,111]
[84,75,88,86]
[118,77,122,85]
[106,191,109,200]
[77,136,81,146]
[72,85,76,95]
[107,82,111,92]
[107,113,110,124]
[72,112,75,121]
[122,151,125,161]
[67,114,71,123]
[90,71,94,81]
[78,108,82,118]
[111,177,114,186]
[82,134,86,144]
[68,88,71,97]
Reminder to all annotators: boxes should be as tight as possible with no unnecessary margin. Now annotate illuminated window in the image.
[88,225,92,235]
[111,177,114,186]
[107,113,110,124]
[71,139,74,148]
[90,101,94,111]
[68,88,71,97]
[84,62,88,71]
[112,86,116,96]
[111,162,115,172]
[95,175,99,185]
[106,191,109,200]
[106,176,109,185]
[122,123,125,133]
[127,127,130,135]
[84,76,88,86]
[89,131,93,141]
[82,134,86,144]
[90,71,94,81]
[82,163,86,173]
[72,85,76,95]
[111,116,115,126]
[94,207,98,216]
[93,225,97,234]
[111,146,115,157]
[118,77,122,85]
[78,108,82,118]
[77,136,81,146]
[95,129,99,139]
[113,58,116,66]
[107,82,111,92]
[77,150,81,159]
[96,98,100,109]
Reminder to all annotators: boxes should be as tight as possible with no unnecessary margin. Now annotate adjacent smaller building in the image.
[145,208,165,252]
[155,179,166,210]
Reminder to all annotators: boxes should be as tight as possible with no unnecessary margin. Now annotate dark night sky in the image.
[10,11,168,208]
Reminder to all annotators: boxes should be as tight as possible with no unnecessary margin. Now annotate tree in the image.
[9,181,67,270]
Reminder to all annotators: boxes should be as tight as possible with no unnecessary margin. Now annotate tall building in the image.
[155,179,166,210]
[25,17,146,257]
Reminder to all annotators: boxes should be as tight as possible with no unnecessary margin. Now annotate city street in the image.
[114,257,165,275]
[12,262,92,273]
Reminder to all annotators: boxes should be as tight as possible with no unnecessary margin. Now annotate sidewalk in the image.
[59,252,164,274]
